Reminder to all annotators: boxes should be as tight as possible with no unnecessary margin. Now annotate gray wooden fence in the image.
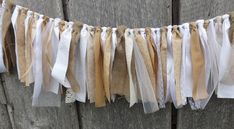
[0,0,233,129]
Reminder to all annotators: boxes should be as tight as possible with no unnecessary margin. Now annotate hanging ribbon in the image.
[51,21,73,88]
[217,14,234,98]
[190,22,208,100]
[103,27,112,102]
[65,21,83,103]
[94,26,106,107]
[172,25,183,108]
[132,30,159,113]
[160,27,168,102]
[152,28,165,108]
[86,26,95,103]
[110,26,130,99]
[125,28,137,107]
[179,23,193,101]
[75,24,88,102]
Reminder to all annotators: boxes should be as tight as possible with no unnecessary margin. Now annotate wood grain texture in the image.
[178,0,234,129]
[179,0,234,23]
[66,0,172,129]
[78,100,171,129]
[66,0,172,27]
[177,96,234,129]
[2,71,79,129]
[13,0,64,18]
[0,101,12,129]
[0,0,79,129]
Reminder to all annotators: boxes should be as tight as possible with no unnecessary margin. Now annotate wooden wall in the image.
[0,0,234,129]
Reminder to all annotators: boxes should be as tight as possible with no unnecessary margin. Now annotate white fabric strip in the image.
[24,10,34,84]
[166,25,175,105]
[133,34,159,113]
[217,14,234,98]
[196,20,211,90]
[32,15,61,106]
[179,23,193,100]
[75,24,88,102]
[51,22,74,88]
[45,18,60,94]
[0,2,7,72]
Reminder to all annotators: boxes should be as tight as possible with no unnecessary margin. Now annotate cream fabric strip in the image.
[160,27,168,102]
[24,11,35,86]
[172,25,183,108]
[151,28,165,108]
[103,27,112,102]
[125,28,137,107]
[86,26,95,103]
[51,22,73,88]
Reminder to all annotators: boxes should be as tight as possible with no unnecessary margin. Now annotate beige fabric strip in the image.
[160,27,167,98]
[86,27,95,103]
[16,8,28,83]
[172,25,183,106]
[190,22,208,100]
[103,27,112,102]
[145,27,158,99]
[24,12,36,86]
[110,26,130,98]
[134,29,156,92]
[94,27,106,107]
[66,21,83,92]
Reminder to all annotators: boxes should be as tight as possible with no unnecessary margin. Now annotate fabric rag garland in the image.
[1,1,234,113]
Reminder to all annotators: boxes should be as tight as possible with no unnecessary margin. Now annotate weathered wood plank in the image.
[177,96,234,129]
[66,0,172,27]
[79,100,171,129]
[177,0,234,129]
[66,0,172,129]
[3,71,79,129]
[0,104,12,129]
[179,0,234,23]
[0,0,79,129]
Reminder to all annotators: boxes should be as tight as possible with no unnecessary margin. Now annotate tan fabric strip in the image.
[24,12,36,86]
[172,25,183,106]
[134,29,156,92]
[103,27,112,102]
[86,27,95,103]
[66,21,83,93]
[230,12,234,44]
[190,22,208,100]
[160,27,167,98]
[41,16,53,90]
[145,27,158,98]
[110,25,130,99]
[2,3,15,72]
[16,8,28,83]
[94,27,106,107]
